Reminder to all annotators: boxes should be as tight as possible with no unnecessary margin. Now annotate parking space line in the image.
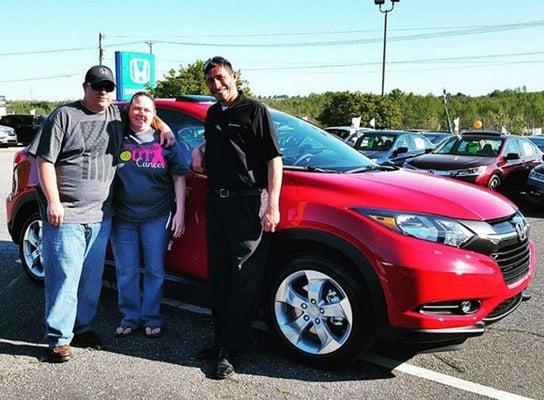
[364,353,535,400]
[106,284,536,400]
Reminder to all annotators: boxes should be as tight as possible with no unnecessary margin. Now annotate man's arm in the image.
[37,158,64,226]
[153,116,176,147]
[262,156,283,232]
[171,174,186,238]
[191,141,206,173]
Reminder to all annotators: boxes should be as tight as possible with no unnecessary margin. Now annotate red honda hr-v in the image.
[6,96,534,366]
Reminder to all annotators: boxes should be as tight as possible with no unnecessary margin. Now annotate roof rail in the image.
[461,130,503,136]
[175,95,216,103]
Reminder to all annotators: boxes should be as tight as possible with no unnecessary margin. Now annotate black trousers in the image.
[205,193,269,351]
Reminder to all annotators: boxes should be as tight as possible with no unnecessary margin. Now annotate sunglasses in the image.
[88,82,115,93]
[203,56,232,73]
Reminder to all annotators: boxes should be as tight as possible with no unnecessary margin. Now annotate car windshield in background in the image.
[528,136,544,152]
[354,134,396,151]
[434,136,502,157]
[272,111,373,172]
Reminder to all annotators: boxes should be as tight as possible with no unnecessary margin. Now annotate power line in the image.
[0,41,142,57]
[152,20,544,48]
[106,20,544,38]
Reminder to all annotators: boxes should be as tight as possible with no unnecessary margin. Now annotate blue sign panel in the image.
[115,51,156,101]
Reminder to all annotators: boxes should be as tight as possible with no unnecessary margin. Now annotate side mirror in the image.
[394,146,408,155]
[424,148,434,154]
[505,153,520,161]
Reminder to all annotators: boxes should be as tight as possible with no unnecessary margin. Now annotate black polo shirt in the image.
[204,93,281,190]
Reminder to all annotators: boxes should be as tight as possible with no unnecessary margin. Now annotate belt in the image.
[211,188,262,198]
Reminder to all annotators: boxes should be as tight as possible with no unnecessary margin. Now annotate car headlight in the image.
[353,208,475,247]
[451,166,487,177]
[529,169,539,179]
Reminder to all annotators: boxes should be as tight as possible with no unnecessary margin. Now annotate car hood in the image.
[407,154,496,170]
[294,169,516,221]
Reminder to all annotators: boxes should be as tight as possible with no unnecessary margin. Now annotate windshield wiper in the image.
[346,164,398,173]
[284,165,340,173]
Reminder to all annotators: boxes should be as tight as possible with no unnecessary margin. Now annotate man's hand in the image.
[262,203,280,232]
[191,145,205,173]
[154,116,176,147]
[47,201,64,226]
[171,211,185,238]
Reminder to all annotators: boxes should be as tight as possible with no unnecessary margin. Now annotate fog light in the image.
[420,300,480,315]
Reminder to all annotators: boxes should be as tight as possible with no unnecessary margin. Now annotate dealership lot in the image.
[0,147,542,400]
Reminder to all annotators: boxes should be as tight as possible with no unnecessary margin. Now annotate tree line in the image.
[5,61,543,135]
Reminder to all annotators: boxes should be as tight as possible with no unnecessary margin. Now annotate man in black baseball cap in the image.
[84,65,116,94]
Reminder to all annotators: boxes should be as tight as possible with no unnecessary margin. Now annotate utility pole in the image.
[145,41,154,54]
[99,33,105,65]
[374,0,400,97]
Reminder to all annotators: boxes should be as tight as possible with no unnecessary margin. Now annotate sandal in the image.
[144,326,162,338]
[114,326,134,338]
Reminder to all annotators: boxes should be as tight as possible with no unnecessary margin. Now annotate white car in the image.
[0,124,17,146]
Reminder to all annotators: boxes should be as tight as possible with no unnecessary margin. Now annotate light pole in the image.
[374,0,399,97]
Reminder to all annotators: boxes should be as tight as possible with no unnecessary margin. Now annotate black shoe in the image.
[196,346,220,361]
[72,331,103,349]
[215,356,235,379]
[46,345,73,363]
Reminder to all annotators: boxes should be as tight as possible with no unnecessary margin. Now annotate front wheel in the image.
[268,254,373,366]
[19,212,45,281]
[487,174,502,190]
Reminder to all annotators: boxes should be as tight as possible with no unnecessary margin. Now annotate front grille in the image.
[491,238,530,285]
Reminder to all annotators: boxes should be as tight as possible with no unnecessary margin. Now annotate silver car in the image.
[0,124,17,146]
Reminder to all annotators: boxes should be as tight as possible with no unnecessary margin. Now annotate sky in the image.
[1,0,543,101]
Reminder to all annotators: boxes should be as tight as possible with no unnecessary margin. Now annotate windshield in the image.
[272,111,373,172]
[354,134,396,151]
[434,136,502,157]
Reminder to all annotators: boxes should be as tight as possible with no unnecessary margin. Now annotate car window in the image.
[394,135,411,150]
[518,139,537,157]
[354,134,396,151]
[504,139,520,155]
[156,108,205,150]
[412,135,432,150]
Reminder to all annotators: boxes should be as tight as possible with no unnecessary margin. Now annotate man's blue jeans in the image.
[42,219,111,347]
[111,214,169,329]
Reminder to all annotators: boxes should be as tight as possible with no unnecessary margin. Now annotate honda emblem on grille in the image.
[515,223,528,241]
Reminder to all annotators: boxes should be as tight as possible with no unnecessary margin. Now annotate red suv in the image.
[6,97,534,365]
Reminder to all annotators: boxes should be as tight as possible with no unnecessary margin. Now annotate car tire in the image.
[18,212,45,282]
[487,174,502,190]
[268,254,373,366]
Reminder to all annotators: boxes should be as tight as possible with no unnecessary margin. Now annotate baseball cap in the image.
[84,65,116,87]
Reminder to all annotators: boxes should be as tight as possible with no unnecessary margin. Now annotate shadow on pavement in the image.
[0,245,395,382]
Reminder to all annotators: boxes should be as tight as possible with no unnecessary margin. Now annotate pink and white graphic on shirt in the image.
[124,142,166,168]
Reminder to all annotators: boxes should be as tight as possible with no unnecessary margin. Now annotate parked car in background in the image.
[527,163,544,203]
[6,97,534,366]
[348,130,434,166]
[0,124,17,146]
[0,114,46,145]
[404,131,543,192]
[323,126,359,140]
[527,135,544,152]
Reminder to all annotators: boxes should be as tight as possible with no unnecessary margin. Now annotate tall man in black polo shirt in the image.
[192,56,282,379]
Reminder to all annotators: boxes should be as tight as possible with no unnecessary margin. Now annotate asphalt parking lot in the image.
[0,146,542,400]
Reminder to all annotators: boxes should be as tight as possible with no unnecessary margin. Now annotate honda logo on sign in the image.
[130,59,150,84]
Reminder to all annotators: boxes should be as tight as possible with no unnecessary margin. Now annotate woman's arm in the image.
[170,174,186,238]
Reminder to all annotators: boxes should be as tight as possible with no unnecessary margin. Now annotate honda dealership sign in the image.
[115,51,156,101]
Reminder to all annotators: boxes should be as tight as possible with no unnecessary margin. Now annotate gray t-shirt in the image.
[30,101,123,223]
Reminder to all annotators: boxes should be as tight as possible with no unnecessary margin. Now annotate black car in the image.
[349,130,434,166]
[527,135,544,152]
[527,164,544,203]
[0,114,46,145]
